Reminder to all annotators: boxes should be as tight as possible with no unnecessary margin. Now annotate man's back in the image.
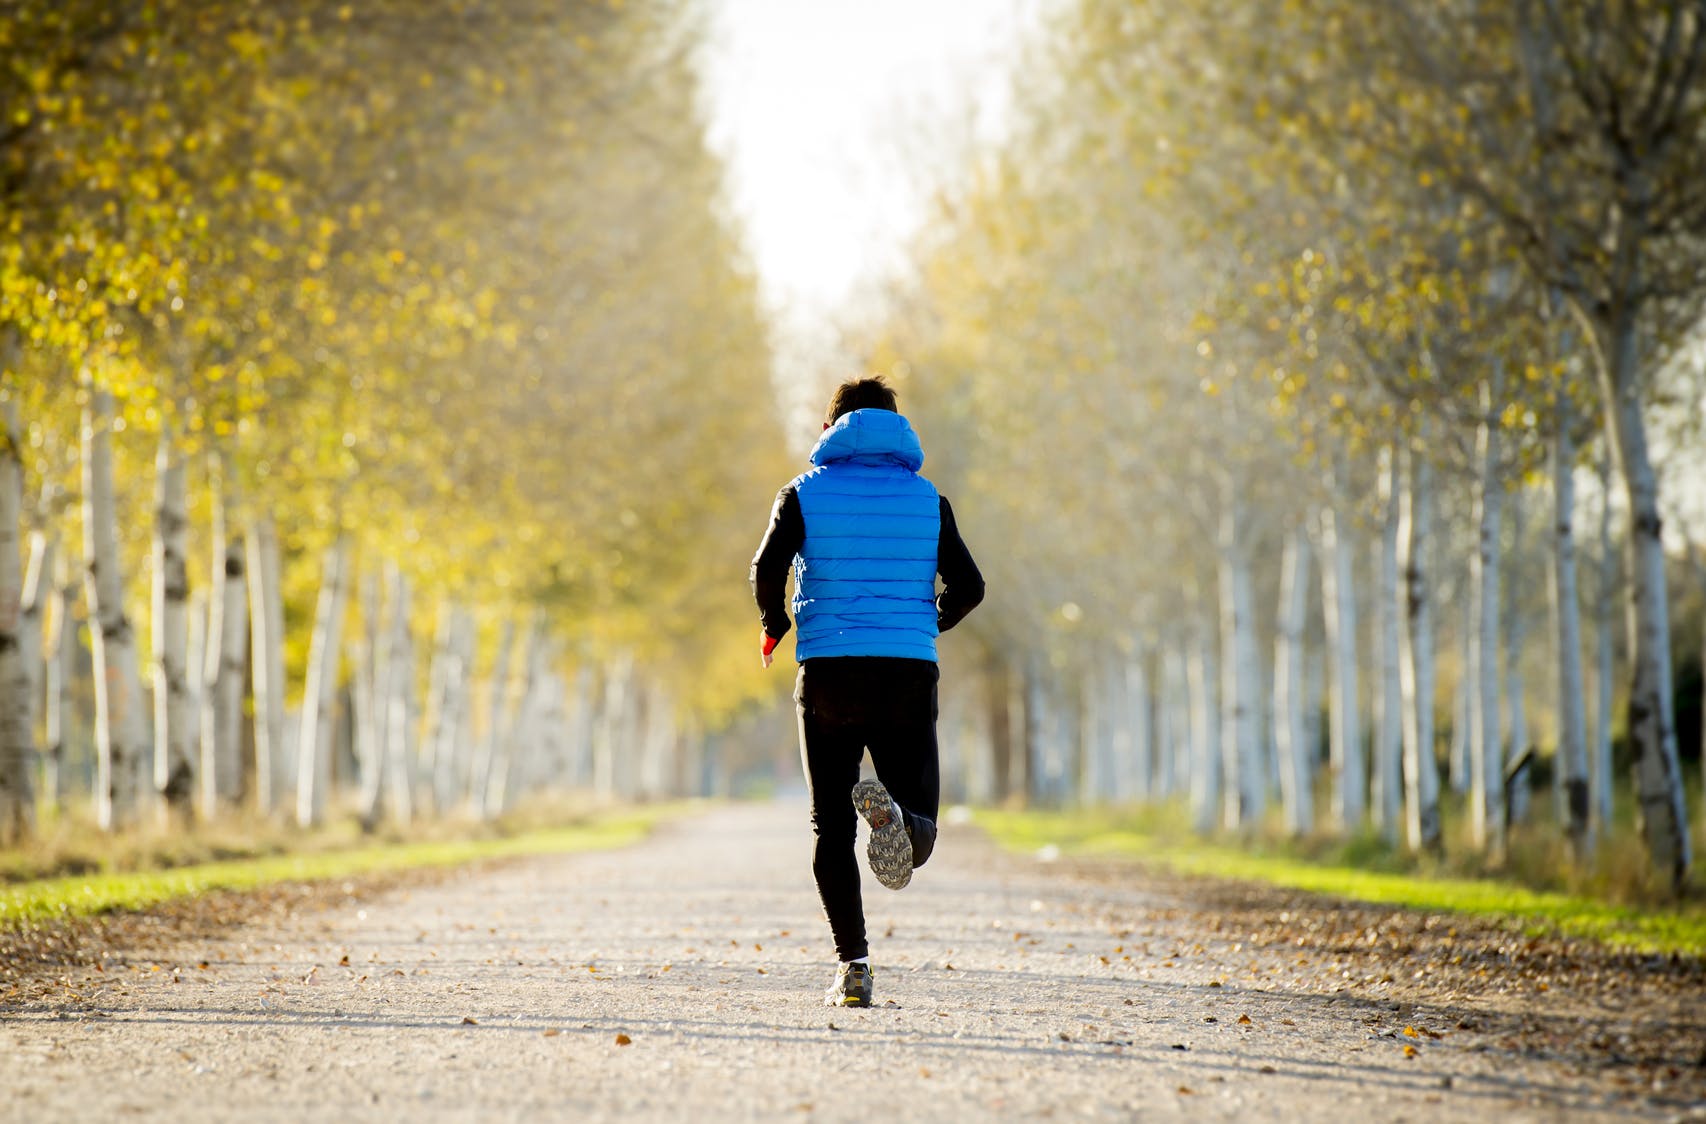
[790,409,941,662]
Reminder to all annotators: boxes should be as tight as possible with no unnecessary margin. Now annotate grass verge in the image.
[0,808,665,928]
[971,807,1706,956]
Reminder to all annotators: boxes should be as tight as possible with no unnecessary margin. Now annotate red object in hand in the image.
[762,633,780,659]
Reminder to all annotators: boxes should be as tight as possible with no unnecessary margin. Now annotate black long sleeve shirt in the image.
[749,486,985,644]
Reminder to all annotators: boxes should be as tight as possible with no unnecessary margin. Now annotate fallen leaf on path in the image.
[339,955,350,967]
[1259,1065,1277,1074]
[461,1016,478,1025]
[1178,1086,1194,1095]
[1237,1014,1252,1025]
[543,1029,561,1038]
[615,1033,632,1046]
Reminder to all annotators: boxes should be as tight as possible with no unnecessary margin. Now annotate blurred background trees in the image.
[1,0,789,840]
[854,0,1706,895]
[1,0,1703,900]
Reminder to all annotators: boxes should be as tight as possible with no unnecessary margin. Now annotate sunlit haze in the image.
[702,0,1050,391]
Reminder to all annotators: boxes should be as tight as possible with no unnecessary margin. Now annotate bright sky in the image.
[700,0,1051,408]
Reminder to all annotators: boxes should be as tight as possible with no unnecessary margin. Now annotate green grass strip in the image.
[973,809,1706,956]
[0,812,661,927]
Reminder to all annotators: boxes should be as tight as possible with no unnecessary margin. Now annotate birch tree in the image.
[1552,390,1593,853]
[82,387,147,830]
[296,538,350,829]
[1397,446,1442,852]
[1318,488,1365,833]
[201,454,247,812]
[1273,525,1315,836]
[152,429,195,820]
[0,398,35,840]
[1372,449,1405,843]
[246,514,286,816]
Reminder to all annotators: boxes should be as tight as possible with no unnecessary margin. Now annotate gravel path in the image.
[3,802,1696,1122]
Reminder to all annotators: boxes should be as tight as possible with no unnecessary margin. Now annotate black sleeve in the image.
[936,495,984,633]
[750,485,803,640]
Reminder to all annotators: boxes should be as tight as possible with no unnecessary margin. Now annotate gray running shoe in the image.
[851,778,913,890]
[825,961,874,1008]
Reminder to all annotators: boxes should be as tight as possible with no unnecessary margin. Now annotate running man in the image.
[750,375,984,1008]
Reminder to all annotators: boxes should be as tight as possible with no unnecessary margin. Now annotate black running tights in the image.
[797,686,940,964]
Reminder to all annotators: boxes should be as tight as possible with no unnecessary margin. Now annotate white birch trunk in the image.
[0,399,35,839]
[1450,593,1473,794]
[354,566,385,829]
[418,605,453,812]
[186,591,207,810]
[20,528,51,774]
[1469,371,1507,857]
[1126,646,1153,803]
[638,681,675,801]
[567,661,596,788]
[1551,401,1592,854]
[1160,637,1189,798]
[1318,496,1364,832]
[1600,315,1690,886]
[1373,449,1404,843]
[201,454,247,813]
[42,548,75,814]
[1218,489,1261,829]
[1397,447,1441,852]
[18,526,53,820]
[1504,490,1531,826]
[245,513,286,816]
[1592,449,1616,833]
[594,653,633,801]
[295,537,350,828]
[82,386,147,830]
[1274,524,1313,836]
[151,430,196,819]
[431,609,475,813]
[1187,608,1221,834]
[470,618,514,814]
[382,567,415,825]
[486,616,545,817]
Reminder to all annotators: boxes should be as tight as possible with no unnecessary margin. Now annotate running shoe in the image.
[825,961,874,1008]
[852,778,913,890]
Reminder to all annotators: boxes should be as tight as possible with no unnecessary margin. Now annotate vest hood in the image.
[808,409,925,471]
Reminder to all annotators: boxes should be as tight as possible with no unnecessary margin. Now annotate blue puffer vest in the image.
[790,410,940,662]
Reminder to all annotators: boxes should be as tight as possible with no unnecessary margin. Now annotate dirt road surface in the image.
[5,803,1702,1122]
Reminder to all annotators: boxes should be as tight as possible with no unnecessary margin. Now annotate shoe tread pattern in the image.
[851,779,913,891]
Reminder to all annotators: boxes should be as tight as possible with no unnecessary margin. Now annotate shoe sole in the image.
[852,778,913,890]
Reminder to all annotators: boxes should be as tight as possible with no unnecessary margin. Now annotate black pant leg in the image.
[865,681,941,865]
[797,704,868,962]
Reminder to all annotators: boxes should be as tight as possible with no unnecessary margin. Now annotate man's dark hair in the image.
[824,375,898,424]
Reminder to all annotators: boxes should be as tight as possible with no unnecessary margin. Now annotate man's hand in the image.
[760,631,780,669]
